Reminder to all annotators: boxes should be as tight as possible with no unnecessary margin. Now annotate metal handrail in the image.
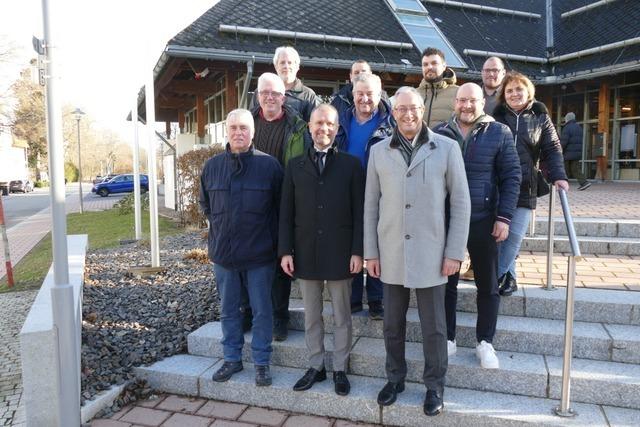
[551,188,582,417]
[544,186,557,290]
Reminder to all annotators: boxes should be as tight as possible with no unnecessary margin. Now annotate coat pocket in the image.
[242,184,272,214]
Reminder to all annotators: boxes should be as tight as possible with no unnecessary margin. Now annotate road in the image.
[0,183,120,229]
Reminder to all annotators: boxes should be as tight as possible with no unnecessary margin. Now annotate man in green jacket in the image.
[243,72,310,341]
[416,47,458,129]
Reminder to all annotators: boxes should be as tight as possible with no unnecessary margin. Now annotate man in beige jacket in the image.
[364,87,470,417]
[417,47,458,129]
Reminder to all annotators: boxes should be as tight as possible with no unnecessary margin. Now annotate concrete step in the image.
[188,322,640,409]
[521,235,640,255]
[134,354,628,426]
[291,282,640,325]
[533,217,640,238]
[285,298,640,364]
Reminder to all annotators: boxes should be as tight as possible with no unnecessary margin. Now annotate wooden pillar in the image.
[596,83,610,180]
[225,71,238,111]
[177,110,185,134]
[165,121,171,139]
[196,95,205,139]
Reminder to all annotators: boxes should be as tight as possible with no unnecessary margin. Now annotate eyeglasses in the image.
[258,91,284,99]
[482,68,504,74]
[394,105,423,115]
[455,98,481,105]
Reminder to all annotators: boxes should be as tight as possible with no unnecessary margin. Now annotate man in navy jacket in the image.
[199,109,283,387]
[434,83,520,370]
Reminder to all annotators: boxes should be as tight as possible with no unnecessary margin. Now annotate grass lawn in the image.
[0,209,181,293]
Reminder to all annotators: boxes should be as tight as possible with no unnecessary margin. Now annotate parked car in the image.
[91,174,149,197]
[92,173,117,185]
[9,180,34,193]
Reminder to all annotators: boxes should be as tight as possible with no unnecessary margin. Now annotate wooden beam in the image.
[165,121,171,139]
[225,71,238,111]
[156,58,185,93]
[165,79,220,95]
[598,83,610,134]
[196,95,205,138]
[178,110,185,132]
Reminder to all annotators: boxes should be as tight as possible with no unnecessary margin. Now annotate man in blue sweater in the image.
[199,109,283,386]
[334,73,394,320]
[434,83,520,369]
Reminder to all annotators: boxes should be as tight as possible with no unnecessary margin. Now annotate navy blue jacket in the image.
[434,117,521,223]
[199,145,283,270]
[493,101,567,210]
[333,99,395,169]
[560,120,583,161]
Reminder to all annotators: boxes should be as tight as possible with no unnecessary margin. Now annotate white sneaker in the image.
[447,340,457,357]
[476,340,499,369]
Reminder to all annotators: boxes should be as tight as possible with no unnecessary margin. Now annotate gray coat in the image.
[364,127,471,288]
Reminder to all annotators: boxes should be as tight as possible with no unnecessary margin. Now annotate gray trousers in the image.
[298,278,353,372]
[383,283,447,393]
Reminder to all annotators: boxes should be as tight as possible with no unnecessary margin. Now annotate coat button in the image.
[405,204,411,209]
[405,234,411,239]
[318,230,323,235]
[406,172,412,177]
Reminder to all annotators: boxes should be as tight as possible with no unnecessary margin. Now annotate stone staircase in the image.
[523,217,640,255]
[134,217,640,426]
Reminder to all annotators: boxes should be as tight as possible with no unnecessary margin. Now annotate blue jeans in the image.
[351,273,383,305]
[214,263,275,366]
[498,207,531,278]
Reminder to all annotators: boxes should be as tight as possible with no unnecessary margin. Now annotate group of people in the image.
[199,45,577,417]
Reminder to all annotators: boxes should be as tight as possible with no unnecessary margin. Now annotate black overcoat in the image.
[278,147,364,280]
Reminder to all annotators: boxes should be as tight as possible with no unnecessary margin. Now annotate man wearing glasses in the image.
[481,57,506,115]
[434,83,520,370]
[244,72,310,342]
[364,87,470,416]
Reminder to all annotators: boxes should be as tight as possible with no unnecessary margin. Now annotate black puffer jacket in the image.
[493,101,567,209]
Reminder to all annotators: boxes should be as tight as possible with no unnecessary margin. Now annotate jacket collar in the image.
[390,122,434,149]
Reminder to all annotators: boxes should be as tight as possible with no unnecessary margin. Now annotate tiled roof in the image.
[165,0,640,82]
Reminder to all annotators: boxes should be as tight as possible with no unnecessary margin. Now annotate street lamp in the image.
[73,108,85,213]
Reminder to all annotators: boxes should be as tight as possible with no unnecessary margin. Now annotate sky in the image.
[1,0,217,140]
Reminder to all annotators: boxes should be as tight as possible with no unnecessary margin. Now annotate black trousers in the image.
[383,283,447,394]
[445,216,500,343]
[241,264,291,323]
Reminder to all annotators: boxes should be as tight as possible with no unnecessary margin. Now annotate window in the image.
[385,0,466,69]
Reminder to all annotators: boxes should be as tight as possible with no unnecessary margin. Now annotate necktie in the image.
[315,151,326,174]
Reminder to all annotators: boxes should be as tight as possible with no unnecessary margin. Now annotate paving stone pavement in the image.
[0,291,37,426]
[91,394,381,427]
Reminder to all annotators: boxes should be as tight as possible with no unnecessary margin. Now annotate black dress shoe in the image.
[255,365,272,387]
[423,389,444,416]
[273,319,288,341]
[212,361,243,382]
[376,381,405,406]
[293,367,327,391]
[498,272,518,296]
[333,371,350,396]
[368,300,384,320]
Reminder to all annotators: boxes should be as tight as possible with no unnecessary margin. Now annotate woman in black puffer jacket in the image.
[492,72,568,296]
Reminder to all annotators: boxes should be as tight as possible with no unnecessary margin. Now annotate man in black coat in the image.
[279,104,365,396]
[561,112,590,190]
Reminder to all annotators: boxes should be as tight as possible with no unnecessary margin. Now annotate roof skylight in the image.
[385,0,466,68]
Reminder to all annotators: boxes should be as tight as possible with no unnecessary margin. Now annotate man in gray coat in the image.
[364,87,470,416]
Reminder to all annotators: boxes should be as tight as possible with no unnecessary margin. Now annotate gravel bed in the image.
[81,230,217,412]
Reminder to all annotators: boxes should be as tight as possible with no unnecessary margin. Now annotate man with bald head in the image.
[279,104,364,396]
[200,109,284,386]
[481,57,506,115]
[434,83,520,369]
